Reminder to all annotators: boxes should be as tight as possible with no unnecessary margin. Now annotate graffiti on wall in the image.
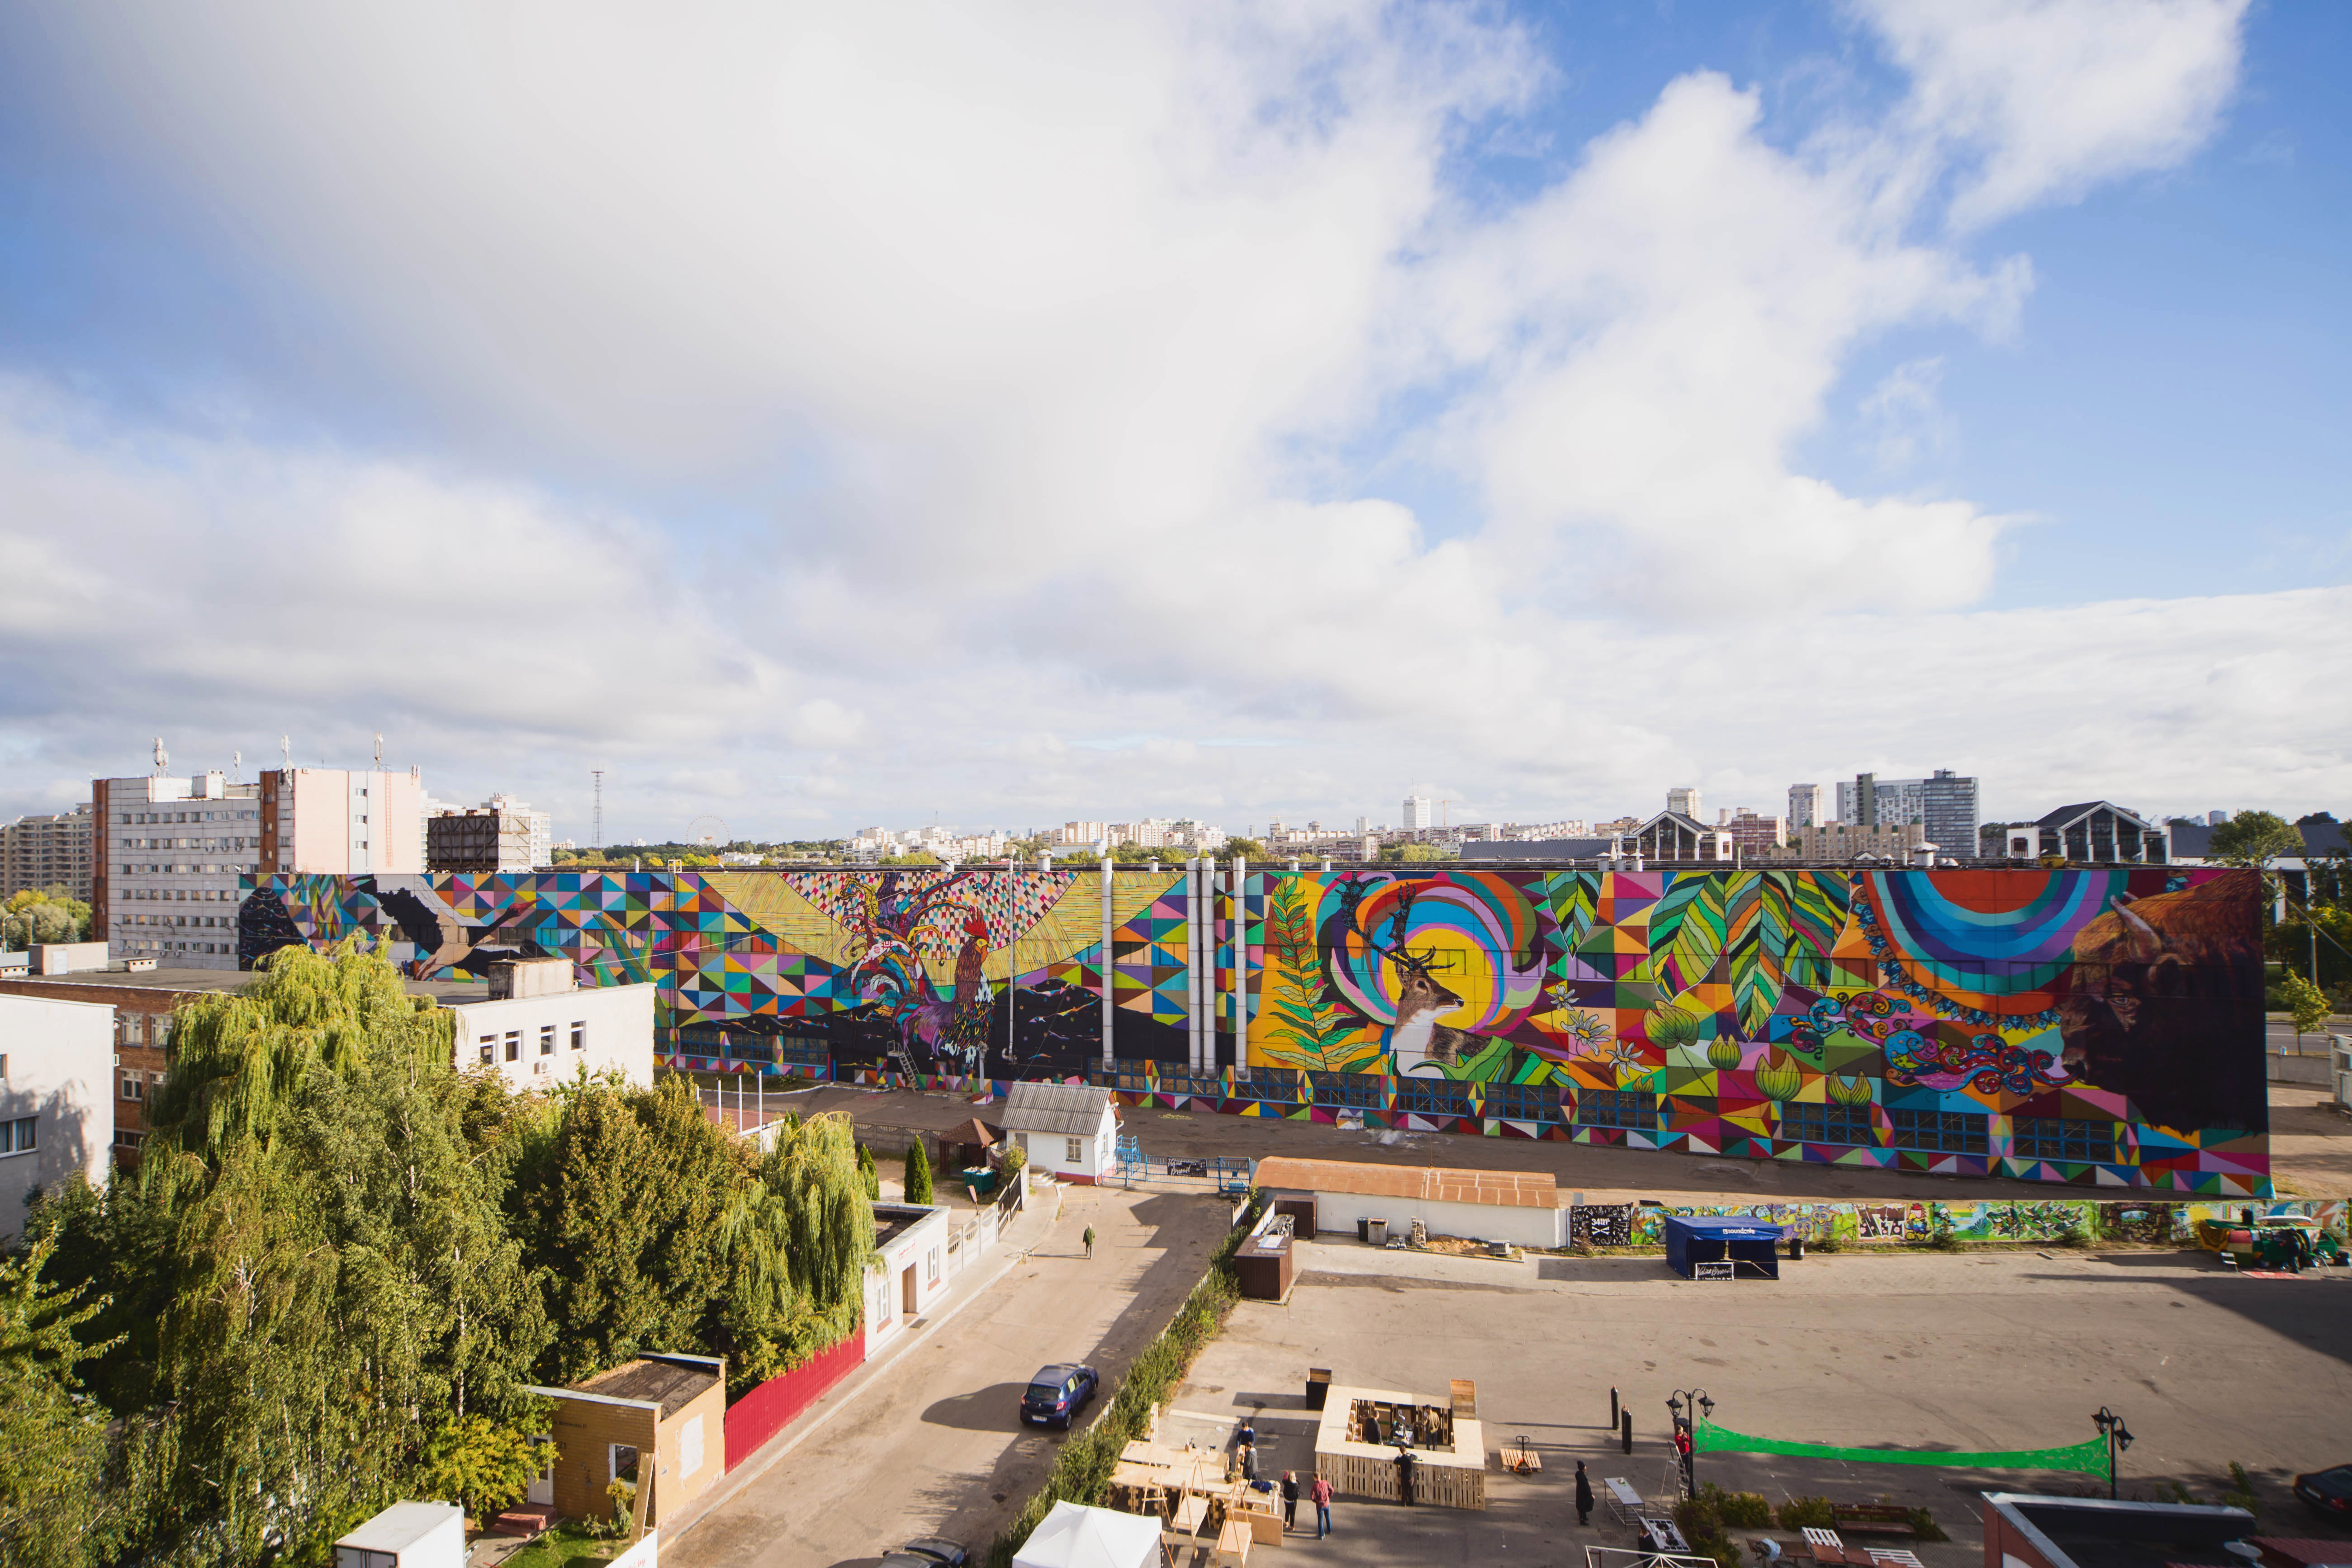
[237,863,2269,1195]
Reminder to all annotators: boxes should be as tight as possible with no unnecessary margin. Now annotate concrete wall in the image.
[451,983,656,1090]
[0,993,114,1239]
[1284,1187,1566,1249]
[866,1204,953,1356]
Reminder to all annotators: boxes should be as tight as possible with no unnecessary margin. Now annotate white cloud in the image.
[0,0,2319,834]
[1858,0,2249,229]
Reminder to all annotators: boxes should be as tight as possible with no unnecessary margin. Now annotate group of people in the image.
[1275,1470,1336,1537]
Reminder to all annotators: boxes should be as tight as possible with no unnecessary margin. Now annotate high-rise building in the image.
[1723,810,1788,853]
[1666,787,1702,819]
[1,804,95,901]
[2207,810,2230,826]
[95,763,424,972]
[1402,796,1432,831]
[1836,770,1979,858]
[1787,783,1828,828]
[427,794,553,872]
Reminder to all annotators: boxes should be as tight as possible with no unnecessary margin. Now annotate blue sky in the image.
[0,1,2343,840]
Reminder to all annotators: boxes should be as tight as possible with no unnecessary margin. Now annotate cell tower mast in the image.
[593,770,604,848]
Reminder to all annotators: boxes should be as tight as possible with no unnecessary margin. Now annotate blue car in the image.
[1020,1364,1100,1430]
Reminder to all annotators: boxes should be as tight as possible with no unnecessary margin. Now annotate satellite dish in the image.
[688,815,729,849]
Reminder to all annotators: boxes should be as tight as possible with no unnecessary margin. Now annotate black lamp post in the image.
[2091,1407,2134,1500]
[1668,1388,1715,1497]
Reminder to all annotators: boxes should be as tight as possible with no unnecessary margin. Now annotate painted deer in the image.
[1336,882,1483,1075]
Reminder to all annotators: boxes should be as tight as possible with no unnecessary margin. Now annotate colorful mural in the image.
[236,863,2270,1195]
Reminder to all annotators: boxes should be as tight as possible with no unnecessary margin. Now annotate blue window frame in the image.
[1396,1077,1475,1118]
[1308,1071,1384,1109]
[1575,1089,1658,1131]
[2011,1118,2117,1163]
[1232,1067,1299,1101]
[1484,1082,1557,1123]
[1888,1107,1987,1155]
[1778,1103,1874,1146]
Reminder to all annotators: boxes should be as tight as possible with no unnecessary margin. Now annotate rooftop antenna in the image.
[281,735,291,772]
[593,770,604,849]
[232,749,241,782]
[374,732,384,767]
[152,737,167,776]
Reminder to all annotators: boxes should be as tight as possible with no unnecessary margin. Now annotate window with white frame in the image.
[570,1021,586,1051]
[927,1247,941,1284]
[540,1024,556,1056]
[1065,1136,1084,1164]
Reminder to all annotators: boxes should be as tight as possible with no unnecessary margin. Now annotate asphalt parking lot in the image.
[1160,1237,2352,1568]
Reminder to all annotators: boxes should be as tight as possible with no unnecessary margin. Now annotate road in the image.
[668,1183,1233,1568]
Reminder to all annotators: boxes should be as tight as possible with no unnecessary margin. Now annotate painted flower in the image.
[1752,1049,1804,1102]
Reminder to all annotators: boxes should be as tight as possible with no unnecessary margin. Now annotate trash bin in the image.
[1367,1218,1388,1246]
[1306,1369,1332,1411]
[1788,1234,1805,1260]
[1356,1217,1372,1243]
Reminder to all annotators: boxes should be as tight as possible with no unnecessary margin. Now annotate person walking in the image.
[1082,1224,1095,1259]
[1576,1460,1594,1526]
[1311,1472,1334,1537]
[1281,1472,1299,1533]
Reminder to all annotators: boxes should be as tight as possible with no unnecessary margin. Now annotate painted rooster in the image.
[910,914,994,1075]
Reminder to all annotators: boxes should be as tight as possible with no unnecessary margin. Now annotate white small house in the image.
[865,1202,953,1355]
[0,993,114,1240]
[999,1082,1119,1185]
[450,959,656,1090]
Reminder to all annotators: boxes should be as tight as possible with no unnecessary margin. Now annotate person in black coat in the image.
[1281,1472,1300,1532]
[1576,1460,1595,1525]
[1394,1445,1418,1506]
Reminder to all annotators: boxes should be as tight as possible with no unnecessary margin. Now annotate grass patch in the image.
[982,1192,1264,1568]
[497,1522,620,1568]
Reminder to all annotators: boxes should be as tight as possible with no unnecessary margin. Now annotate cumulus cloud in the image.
[0,0,2323,834]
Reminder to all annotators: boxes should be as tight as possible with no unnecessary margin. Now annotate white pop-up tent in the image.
[1010,1501,1160,1568]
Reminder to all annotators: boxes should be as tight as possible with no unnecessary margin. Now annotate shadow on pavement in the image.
[920,1382,1027,1431]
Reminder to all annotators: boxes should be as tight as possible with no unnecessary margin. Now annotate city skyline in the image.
[1,4,2345,841]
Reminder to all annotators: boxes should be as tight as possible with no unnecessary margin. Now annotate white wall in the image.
[865,1204,953,1355]
[0,994,114,1240]
[1284,1187,1566,1250]
[1006,1110,1117,1184]
[450,983,656,1090]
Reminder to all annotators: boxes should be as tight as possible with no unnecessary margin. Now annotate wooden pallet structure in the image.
[1312,1383,1488,1511]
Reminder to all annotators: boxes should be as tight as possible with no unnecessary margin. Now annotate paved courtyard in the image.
[1159,1236,2352,1568]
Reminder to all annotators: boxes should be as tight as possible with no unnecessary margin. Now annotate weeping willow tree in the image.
[711,1111,877,1387]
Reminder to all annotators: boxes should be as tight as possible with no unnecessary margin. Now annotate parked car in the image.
[2293,1463,2352,1517]
[1020,1363,1100,1430]
[893,1539,969,1567]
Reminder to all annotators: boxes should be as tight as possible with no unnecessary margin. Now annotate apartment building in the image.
[1786,783,1828,828]
[427,793,553,872]
[0,993,113,1239]
[1720,809,1788,853]
[1765,821,1930,862]
[1,804,96,901]
[95,764,423,972]
[1835,769,1979,856]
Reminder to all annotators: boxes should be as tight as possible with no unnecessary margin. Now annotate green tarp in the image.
[1693,1421,2108,1476]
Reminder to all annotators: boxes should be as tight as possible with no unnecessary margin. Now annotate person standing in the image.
[1281,1472,1299,1533]
[1082,1224,1095,1259]
[1394,1445,1418,1507]
[1576,1460,1594,1525]
[1311,1472,1334,1537]
[1674,1423,1694,1497]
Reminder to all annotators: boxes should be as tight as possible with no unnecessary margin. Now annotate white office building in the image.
[0,993,114,1239]
[454,959,656,1089]
[1402,796,1432,832]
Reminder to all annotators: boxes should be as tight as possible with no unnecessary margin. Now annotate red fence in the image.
[723,1333,865,1472]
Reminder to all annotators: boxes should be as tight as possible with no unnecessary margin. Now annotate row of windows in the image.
[120,913,232,928]
[478,1023,590,1064]
[121,862,256,876]
[119,809,259,825]
[120,837,255,852]
[120,938,231,955]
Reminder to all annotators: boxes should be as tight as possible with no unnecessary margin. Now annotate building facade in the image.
[1766,822,1930,861]
[452,960,657,1090]
[1785,783,1826,828]
[1835,770,1979,855]
[0,992,114,1239]
[427,794,553,873]
[2,804,96,902]
[1665,787,1702,819]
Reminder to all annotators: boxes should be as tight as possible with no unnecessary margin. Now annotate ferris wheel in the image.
[687,815,729,849]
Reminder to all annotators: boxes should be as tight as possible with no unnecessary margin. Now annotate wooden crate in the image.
[1451,1379,1477,1418]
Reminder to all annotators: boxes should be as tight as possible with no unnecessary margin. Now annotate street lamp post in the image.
[1667,1388,1715,1499]
[2091,1407,2134,1500]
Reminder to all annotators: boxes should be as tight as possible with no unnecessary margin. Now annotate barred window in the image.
[1232,1067,1299,1100]
[1484,1082,1558,1123]
[1575,1089,1659,1131]
[1160,1070,1223,1099]
[1308,1071,1384,1109]
[2012,1118,2117,1163]
[1395,1077,1474,1118]
[1778,1103,1874,1146]
[1887,1107,1987,1155]
[773,1036,828,1068]
[1102,1064,1152,1092]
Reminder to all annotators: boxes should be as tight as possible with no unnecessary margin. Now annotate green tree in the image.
[414,1413,546,1521]
[0,1221,120,1568]
[2276,971,2329,1036]
[708,1112,876,1386]
[903,1139,934,1205]
[857,1142,880,1199]
[1,887,91,947]
[2209,810,2305,870]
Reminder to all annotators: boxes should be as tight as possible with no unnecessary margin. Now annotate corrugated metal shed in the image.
[1000,1081,1115,1136]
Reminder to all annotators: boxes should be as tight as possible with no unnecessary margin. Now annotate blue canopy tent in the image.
[1664,1216,1783,1279]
